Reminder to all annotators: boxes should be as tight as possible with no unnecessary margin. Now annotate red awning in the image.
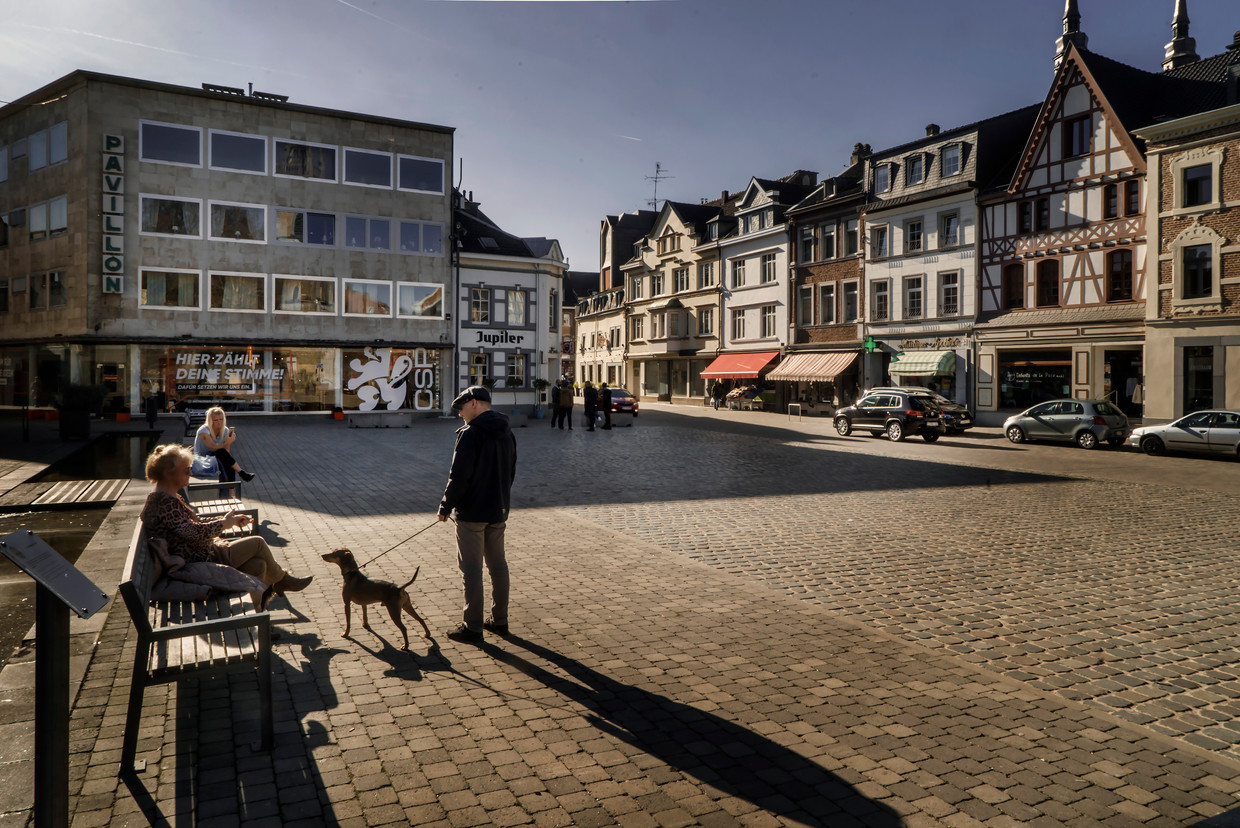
[699,351,780,379]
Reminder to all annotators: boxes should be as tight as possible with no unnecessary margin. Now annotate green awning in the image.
[889,349,956,377]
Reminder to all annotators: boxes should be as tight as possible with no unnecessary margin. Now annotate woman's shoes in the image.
[273,573,313,595]
[260,584,276,610]
[239,469,256,482]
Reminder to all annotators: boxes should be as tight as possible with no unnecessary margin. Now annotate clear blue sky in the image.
[2,0,1237,271]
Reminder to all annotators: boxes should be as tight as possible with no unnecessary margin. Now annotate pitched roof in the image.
[1078,48,1222,138]
[455,204,533,257]
[563,272,599,304]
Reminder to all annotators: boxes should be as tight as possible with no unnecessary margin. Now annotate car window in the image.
[1180,412,1213,428]
[1093,401,1120,416]
[1029,402,1057,417]
[611,390,631,398]
[1216,412,1240,428]
[1063,402,1083,415]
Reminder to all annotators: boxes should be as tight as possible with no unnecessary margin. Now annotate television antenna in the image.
[646,162,674,210]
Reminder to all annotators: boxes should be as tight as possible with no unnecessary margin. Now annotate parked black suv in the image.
[834,390,947,442]
[864,386,974,433]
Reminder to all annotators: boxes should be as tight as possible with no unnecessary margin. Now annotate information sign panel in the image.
[0,530,108,619]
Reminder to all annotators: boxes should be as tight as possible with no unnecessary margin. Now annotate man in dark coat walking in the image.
[438,385,517,642]
[600,383,613,430]
[583,381,598,431]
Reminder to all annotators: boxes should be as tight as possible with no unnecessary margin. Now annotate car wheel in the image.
[1005,425,1025,444]
[923,433,940,443]
[887,421,905,441]
[834,417,851,437]
[1141,436,1165,456]
[1076,430,1098,450]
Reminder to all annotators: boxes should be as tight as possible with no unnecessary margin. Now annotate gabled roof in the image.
[522,237,564,261]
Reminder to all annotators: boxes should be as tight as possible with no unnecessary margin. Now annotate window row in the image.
[797,219,860,263]
[873,144,963,194]
[467,352,528,389]
[466,287,531,327]
[0,122,69,182]
[137,195,444,254]
[629,261,717,300]
[580,327,623,352]
[0,271,68,313]
[796,281,861,326]
[629,307,715,341]
[729,305,779,340]
[868,212,962,260]
[138,120,445,193]
[1000,250,1134,310]
[0,195,69,246]
[137,270,444,318]
[869,273,962,322]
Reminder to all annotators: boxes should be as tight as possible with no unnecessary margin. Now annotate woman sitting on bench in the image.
[193,406,256,483]
[141,444,312,604]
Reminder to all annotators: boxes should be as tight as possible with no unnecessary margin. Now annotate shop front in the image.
[885,337,971,405]
[700,351,780,410]
[765,352,860,416]
[995,350,1072,410]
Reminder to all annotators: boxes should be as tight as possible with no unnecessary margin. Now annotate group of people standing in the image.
[548,379,612,431]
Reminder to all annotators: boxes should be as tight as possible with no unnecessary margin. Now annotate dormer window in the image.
[874,164,891,193]
[707,223,718,240]
[941,144,961,177]
[657,234,679,255]
[905,155,924,186]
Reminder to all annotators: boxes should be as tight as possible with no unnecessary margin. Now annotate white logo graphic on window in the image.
[347,347,412,411]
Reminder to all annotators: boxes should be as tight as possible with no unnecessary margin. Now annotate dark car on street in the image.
[865,386,974,433]
[834,390,947,442]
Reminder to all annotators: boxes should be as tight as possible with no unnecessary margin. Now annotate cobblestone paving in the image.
[58,412,1240,826]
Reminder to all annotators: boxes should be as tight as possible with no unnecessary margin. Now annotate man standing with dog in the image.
[438,385,517,642]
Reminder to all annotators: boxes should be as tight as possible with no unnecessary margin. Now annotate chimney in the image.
[721,190,729,202]
[1162,0,1199,71]
[926,124,941,137]
[850,142,872,165]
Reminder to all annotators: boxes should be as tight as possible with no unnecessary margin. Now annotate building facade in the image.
[574,287,625,388]
[0,71,454,415]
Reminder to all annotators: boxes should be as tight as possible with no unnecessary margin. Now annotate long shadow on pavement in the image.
[479,633,903,827]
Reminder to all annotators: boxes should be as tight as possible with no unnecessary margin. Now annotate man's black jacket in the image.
[439,410,517,523]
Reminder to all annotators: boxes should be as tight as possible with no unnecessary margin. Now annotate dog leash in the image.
[358,519,445,568]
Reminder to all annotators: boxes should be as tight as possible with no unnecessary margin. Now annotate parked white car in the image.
[1129,410,1240,459]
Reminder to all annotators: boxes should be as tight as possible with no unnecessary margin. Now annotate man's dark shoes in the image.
[239,469,256,482]
[446,623,483,642]
[482,618,509,635]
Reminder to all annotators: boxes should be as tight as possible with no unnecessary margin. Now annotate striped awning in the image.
[699,351,779,379]
[889,349,956,377]
[766,352,858,383]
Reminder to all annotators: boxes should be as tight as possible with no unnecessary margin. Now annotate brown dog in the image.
[321,548,432,650]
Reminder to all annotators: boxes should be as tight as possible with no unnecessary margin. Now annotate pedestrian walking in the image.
[438,385,517,642]
[549,381,561,428]
[583,381,598,431]
[556,379,574,430]
[600,383,613,430]
[711,381,725,410]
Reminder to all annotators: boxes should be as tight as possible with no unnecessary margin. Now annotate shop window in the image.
[48,271,66,307]
[1002,263,1024,310]
[344,147,393,188]
[209,130,266,173]
[396,283,444,318]
[210,202,266,243]
[471,288,490,323]
[1036,259,1060,307]
[139,121,202,167]
[345,216,390,250]
[209,272,265,312]
[140,195,202,237]
[275,209,336,246]
[274,139,336,181]
[274,276,336,314]
[1183,346,1214,412]
[141,269,201,310]
[343,280,392,316]
[508,289,527,326]
[1107,250,1133,302]
[397,155,444,194]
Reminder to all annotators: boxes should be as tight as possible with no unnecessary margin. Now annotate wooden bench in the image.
[181,480,258,538]
[118,522,272,773]
[183,408,207,438]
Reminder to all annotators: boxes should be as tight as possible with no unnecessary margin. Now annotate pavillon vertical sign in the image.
[101,135,124,294]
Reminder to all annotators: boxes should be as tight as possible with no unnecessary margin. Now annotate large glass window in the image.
[505,353,526,388]
[274,139,336,180]
[141,269,200,309]
[343,280,392,316]
[398,283,444,318]
[344,148,393,187]
[209,130,266,173]
[140,196,201,237]
[276,209,335,246]
[1036,259,1060,307]
[1183,244,1212,299]
[274,276,336,314]
[508,289,527,326]
[140,121,201,166]
[48,271,67,307]
[209,272,266,312]
[345,216,390,250]
[210,202,266,242]
[397,155,444,193]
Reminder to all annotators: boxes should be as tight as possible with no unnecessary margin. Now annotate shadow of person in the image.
[483,635,903,827]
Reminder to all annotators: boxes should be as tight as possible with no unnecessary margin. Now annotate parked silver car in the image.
[1003,399,1129,449]
[1129,410,1240,459]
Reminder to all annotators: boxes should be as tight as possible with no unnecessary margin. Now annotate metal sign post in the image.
[0,530,109,828]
